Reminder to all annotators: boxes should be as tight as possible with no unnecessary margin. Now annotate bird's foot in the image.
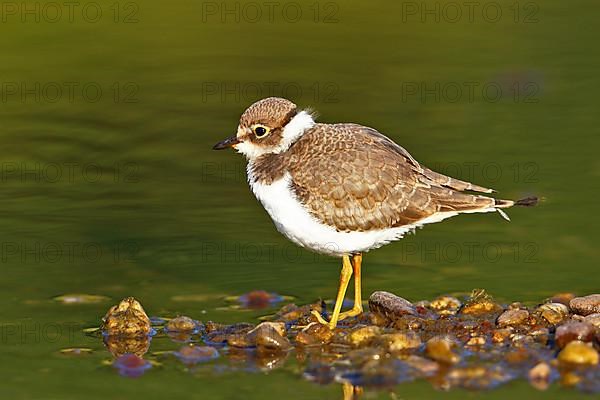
[337,305,363,321]
[310,304,364,330]
[310,310,336,329]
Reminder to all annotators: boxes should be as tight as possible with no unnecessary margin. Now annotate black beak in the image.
[212,136,241,150]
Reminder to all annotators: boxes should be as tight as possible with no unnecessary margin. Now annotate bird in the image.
[213,97,537,329]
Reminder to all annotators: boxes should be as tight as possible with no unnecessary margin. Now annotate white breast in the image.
[248,172,417,257]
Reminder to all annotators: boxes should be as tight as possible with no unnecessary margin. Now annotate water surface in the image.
[1,0,598,398]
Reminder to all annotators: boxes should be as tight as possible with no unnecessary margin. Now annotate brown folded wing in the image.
[288,123,497,232]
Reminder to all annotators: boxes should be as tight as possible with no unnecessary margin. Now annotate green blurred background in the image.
[0,0,598,398]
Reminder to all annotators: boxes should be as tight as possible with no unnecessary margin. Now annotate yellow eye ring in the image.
[252,124,270,138]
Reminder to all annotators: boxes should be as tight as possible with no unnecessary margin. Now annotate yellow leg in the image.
[311,254,353,329]
[342,382,363,400]
[338,253,363,321]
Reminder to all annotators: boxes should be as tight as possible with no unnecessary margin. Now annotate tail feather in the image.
[493,196,538,221]
[494,196,539,209]
[515,196,539,207]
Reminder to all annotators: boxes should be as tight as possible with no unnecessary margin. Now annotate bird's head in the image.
[213,97,315,160]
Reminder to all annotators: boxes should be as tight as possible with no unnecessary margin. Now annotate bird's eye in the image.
[253,125,270,138]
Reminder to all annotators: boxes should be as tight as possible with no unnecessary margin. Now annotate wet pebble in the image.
[582,313,600,328]
[165,316,199,333]
[102,297,151,337]
[429,296,461,315]
[368,291,416,321]
[425,336,460,364]
[348,326,381,347]
[252,322,291,353]
[555,321,595,348]
[174,345,219,364]
[460,289,502,316]
[570,294,600,316]
[228,322,290,352]
[558,341,599,366]
[550,292,576,306]
[497,309,529,327]
[296,323,334,345]
[379,332,421,352]
[492,328,513,344]
[466,336,486,346]
[538,302,569,324]
[528,362,552,391]
[90,289,600,393]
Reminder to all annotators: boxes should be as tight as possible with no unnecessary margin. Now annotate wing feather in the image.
[288,123,498,232]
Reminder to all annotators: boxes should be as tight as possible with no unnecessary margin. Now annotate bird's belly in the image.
[249,173,412,257]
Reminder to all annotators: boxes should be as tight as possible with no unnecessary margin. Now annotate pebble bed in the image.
[92,290,600,393]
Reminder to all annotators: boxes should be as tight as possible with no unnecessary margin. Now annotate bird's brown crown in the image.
[239,97,298,130]
[231,97,315,159]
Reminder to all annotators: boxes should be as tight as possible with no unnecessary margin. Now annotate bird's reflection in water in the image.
[342,383,363,400]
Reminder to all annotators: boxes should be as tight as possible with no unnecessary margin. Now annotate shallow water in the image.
[1,0,598,398]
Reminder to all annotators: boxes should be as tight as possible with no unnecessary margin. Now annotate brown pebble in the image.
[582,313,600,328]
[550,292,575,306]
[557,341,599,366]
[569,294,600,316]
[229,322,290,352]
[461,300,502,315]
[537,303,569,325]
[368,291,416,320]
[254,325,291,353]
[425,336,460,364]
[508,302,523,310]
[165,316,197,332]
[429,296,461,316]
[101,297,151,337]
[227,333,254,348]
[369,312,390,327]
[497,309,529,327]
[528,362,551,391]
[460,289,502,316]
[555,321,595,348]
[347,326,381,347]
[295,323,334,345]
[379,331,422,352]
[529,328,550,345]
[466,336,486,346]
[492,328,513,343]
[250,322,286,337]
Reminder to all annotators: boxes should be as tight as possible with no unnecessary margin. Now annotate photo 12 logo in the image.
[1,82,139,104]
[0,2,140,23]
[400,1,540,23]
[400,80,540,104]
[200,1,340,23]
[0,162,140,183]
[201,81,339,104]
[398,241,539,264]
[0,241,141,264]
[0,322,81,345]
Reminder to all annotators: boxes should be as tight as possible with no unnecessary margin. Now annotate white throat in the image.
[277,110,315,153]
[235,110,315,160]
